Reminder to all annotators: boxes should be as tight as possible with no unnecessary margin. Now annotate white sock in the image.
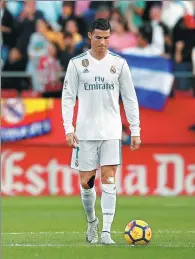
[80,186,96,223]
[101,184,116,233]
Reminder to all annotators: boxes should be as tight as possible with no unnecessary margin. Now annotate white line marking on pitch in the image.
[2,244,195,248]
[2,230,195,235]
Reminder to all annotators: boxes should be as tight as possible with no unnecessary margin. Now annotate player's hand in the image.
[130,136,141,151]
[66,133,79,148]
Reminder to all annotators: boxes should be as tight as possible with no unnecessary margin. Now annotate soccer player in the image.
[62,18,141,245]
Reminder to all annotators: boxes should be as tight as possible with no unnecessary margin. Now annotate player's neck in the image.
[89,49,108,61]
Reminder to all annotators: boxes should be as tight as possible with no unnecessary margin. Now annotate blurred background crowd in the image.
[1,0,195,97]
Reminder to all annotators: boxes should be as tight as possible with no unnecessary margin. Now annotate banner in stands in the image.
[1,98,195,145]
[120,54,174,111]
[1,145,195,196]
[1,98,53,142]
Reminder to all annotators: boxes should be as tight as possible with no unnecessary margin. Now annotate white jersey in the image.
[62,50,140,140]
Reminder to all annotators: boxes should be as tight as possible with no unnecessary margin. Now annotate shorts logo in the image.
[82,59,89,67]
[110,66,116,74]
[75,146,79,167]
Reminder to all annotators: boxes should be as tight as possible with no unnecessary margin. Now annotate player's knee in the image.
[80,179,90,189]
[102,175,115,184]
[101,165,116,184]
[80,175,95,189]
[101,171,115,184]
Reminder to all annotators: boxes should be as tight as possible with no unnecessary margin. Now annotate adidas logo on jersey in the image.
[83,68,89,73]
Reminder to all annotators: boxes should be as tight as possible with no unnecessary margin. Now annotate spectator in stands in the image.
[58,1,87,37]
[36,0,62,30]
[13,0,44,69]
[143,0,162,21]
[109,18,138,52]
[122,23,163,56]
[58,31,75,71]
[161,0,185,30]
[64,19,83,45]
[75,0,90,17]
[95,5,111,20]
[58,1,75,30]
[109,8,124,22]
[149,5,165,55]
[89,1,114,11]
[15,1,44,38]
[6,1,23,18]
[38,43,62,96]
[150,4,173,58]
[3,48,25,71]
[2,47,29,90]
[116,1,146,33]
[82,1,114,27]
[33,19,64,50]
[1,0,16,63]
[27,19,49,92]
[180,1,195,17]
[173,3,195,90]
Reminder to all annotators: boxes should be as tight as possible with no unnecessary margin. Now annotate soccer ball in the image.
[124,220,152,245]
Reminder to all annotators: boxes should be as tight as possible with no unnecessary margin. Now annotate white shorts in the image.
[70,140,122,171]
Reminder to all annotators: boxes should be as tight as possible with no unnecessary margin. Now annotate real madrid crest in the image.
[63,80,68,90]
[82,59,89,67]
[75,159,79,167]
[110,66,116,74]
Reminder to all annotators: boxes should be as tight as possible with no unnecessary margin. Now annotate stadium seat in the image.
[20,90,42,98]
[1,89,18,98]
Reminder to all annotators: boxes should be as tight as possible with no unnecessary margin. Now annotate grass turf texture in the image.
[2,196,195,259]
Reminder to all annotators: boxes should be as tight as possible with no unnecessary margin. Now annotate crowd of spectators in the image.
[1,0,195,97]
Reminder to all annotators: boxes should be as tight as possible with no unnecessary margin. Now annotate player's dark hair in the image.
[139,23,153,44]
[89,18,111,33]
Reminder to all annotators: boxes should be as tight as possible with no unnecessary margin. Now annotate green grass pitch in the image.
[2,196,195,259]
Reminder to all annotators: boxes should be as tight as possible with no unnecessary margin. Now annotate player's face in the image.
[88,29,110,52]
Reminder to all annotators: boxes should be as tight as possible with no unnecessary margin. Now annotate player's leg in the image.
[71,141,99,243]
[79,170,97,224]
[100,165,117,244]
[80,170,99,243]
[99,140,122,244]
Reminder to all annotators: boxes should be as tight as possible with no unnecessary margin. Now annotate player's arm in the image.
[61,60,79,148]
[119,60,141,150]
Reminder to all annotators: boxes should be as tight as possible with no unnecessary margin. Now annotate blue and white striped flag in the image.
[120,54,174,111]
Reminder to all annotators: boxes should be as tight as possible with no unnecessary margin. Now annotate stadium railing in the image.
[1,71,195,78]
[1,71,195,99]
